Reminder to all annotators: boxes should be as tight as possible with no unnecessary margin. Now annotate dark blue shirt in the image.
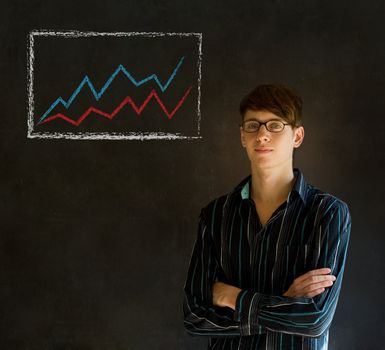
[183,168,351,349]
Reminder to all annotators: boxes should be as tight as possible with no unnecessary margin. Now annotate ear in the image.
[240,126,246,147]
[293,126,305,148]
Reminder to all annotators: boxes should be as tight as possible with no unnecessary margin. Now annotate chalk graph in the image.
[27,30,203,140]
[39,88,193,126]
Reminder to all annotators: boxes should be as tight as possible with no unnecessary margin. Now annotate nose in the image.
[256,124,270,142]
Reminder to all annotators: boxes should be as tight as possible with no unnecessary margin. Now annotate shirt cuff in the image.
[234,289,264,336]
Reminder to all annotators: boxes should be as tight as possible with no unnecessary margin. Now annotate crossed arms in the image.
[183,202,351,337]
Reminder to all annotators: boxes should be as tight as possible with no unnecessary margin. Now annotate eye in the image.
[268,121,284,131]
[244,121,259,131]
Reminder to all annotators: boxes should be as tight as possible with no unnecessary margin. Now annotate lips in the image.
[255,148,273,153]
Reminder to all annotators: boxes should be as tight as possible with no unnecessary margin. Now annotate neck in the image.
[250,164,295,204]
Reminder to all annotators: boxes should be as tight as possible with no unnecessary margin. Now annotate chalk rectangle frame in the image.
[27,30,203,140]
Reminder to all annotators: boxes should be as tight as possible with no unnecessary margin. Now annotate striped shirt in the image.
[183,168,351,349]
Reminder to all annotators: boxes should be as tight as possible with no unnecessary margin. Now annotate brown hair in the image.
[239,84,303,126]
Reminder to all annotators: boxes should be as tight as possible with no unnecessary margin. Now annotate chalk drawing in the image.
[40,87,193,126]
[27,30,203,140]
[37,57,186,124]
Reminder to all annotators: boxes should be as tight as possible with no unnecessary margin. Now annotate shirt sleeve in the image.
[183,209,245,336]
[234,200,351,338]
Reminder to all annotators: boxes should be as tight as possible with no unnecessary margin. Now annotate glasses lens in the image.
[266,121,284,132]
[243,121,260,132]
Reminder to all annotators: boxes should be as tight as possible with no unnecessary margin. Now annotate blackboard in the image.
[1,1,385,349]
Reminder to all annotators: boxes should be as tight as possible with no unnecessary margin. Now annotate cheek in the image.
[276,136,295,153]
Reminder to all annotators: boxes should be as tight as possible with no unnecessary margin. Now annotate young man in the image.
[183,85,351,349]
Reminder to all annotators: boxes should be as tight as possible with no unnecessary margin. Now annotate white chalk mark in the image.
[28,131,202,141]
[27,32,35,138]
[27,30,203,141]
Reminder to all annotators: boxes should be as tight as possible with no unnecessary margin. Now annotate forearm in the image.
[183,290,241,336]
[212,282,242,310]
[234,235,349,338]
[236,202,351,337]
[211,279,335,337]
[183,211,242,336]
[235,288,334,337]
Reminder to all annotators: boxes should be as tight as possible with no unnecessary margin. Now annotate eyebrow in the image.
[244,118,283,122]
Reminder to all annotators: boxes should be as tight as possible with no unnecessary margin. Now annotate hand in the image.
[212,282,242,310]
[283,268,336,298]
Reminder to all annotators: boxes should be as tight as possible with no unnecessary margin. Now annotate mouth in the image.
[255,148,273,153]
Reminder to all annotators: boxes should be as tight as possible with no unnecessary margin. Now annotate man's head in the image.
[239,84,303,126]
[239,84,305,170]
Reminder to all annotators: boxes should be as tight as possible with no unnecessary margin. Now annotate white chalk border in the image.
[27,30,203,140]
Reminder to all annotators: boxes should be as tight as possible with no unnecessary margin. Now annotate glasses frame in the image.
[239,120,291,133]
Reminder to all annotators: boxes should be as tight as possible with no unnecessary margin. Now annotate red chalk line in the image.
[39,86,193,126]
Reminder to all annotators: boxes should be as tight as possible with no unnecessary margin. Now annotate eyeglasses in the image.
[240,120,291,133]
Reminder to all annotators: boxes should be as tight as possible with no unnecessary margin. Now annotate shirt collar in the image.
[236,168,308,204]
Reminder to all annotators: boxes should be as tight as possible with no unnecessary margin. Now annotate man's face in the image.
[240,109,305,170]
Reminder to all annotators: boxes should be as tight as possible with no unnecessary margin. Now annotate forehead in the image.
[243,109,284,122]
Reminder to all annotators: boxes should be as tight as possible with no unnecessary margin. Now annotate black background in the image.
[1,1,384,349]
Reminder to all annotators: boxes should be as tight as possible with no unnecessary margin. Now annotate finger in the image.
[296,268,331,282]
[295,268,332,283]
[305,268,332,276]
[301,274,336,287]
[296,269,333,283]
[303,280,334,293]
[296,277,335,294]
[304,288,325,298]
[297,281,334,296]
[291,277,335,296]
